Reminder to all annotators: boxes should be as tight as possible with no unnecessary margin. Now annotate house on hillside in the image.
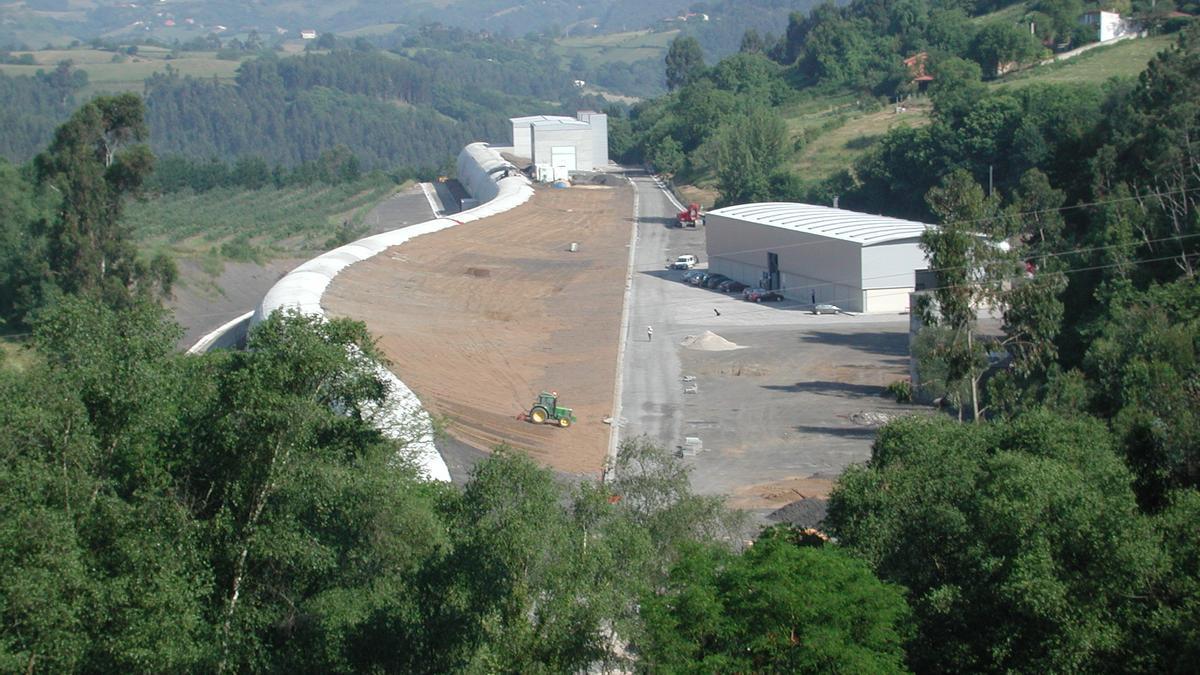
[903,52,934,92]
[1079,10,1138,42]
[300,29,317,40]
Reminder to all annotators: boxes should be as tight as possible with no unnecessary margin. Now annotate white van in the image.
[671,254,698,270]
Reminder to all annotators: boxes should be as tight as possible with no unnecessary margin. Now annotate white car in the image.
[671,255,698,270]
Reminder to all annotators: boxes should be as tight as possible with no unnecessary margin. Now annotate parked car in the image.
[743,287,784,302]
[670,254,698,270]
[688,271,712,286]
[718,280,749,293]
[681,269,706,284]
[703,274,731,289]
[812,303,840,314]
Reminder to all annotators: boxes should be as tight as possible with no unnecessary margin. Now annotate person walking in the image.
[646,325,653,342]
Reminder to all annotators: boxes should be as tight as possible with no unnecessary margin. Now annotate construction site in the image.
[324,182,631,477]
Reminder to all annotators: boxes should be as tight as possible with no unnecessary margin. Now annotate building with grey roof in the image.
[704,202,934,313]
[509,111,608,173]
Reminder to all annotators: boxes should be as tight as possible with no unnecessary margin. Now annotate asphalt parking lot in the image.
[621,176,921,525]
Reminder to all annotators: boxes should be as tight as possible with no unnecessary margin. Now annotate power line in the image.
[629,182,1200,274]
[629,250,1194,324]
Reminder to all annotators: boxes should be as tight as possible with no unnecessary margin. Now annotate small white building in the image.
[300,29,317,40]
[705,202,935,313]
[509,111,608,174]
[1079,11,1136,42]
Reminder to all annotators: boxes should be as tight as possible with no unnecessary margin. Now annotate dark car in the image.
[718,280,749,293]
[703,274,730,289]
[743,287,784,302]
[682,269,706,284]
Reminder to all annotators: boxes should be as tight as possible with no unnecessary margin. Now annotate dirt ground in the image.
[324,184,632,476]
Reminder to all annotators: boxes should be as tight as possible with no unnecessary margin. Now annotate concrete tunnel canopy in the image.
[247,143,535,482]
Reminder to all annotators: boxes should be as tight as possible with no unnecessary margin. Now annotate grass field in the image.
[790,102,932,183]
[339,23,405,37]
[972,1,1029,24]
[0,47,247,96]
[125,176,401,268]
[773,93,933,184]
[994,33,1175,89]
[0,337,37,374]
[555,29,679,65]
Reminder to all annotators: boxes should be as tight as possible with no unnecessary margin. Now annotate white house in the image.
[1079,11,1136,42]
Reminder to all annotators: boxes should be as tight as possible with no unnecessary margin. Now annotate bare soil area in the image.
[324,185,633,476]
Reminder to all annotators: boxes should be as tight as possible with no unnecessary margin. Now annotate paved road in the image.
[614,176,914,524]
[616,174,705,451]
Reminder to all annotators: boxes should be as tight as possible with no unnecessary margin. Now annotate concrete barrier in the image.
[186,310,253,355]
[239,144,533,482]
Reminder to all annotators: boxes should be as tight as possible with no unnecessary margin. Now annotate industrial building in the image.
[704,202,934,313]
[508,111,608,175]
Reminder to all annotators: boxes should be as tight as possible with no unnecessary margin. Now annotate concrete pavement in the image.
[616,175,916,522]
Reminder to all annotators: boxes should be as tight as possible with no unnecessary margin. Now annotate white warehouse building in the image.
[509,111,608,173]
[704,202,934,313]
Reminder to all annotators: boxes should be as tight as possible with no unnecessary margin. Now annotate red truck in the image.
[676,203,703,227]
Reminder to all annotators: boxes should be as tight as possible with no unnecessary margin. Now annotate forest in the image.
[0,43,593,170]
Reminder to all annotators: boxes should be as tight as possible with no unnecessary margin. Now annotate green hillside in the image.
[995,33,1177,88]
[126,176,399,265]
[765,33,1174,188]
[0,46,246,97]
[555,29,679,65]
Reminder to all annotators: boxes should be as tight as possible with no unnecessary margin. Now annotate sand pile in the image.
[681,330,743,351]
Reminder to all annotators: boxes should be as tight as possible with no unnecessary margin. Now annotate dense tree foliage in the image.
[665,35,706,91]
[1,296,811,671]
[141,50,554,170]
[32,93,172,305]
[0,63,88,163]
[639,535,910,672]
[0,94,175,330]
[828,413,1194,673]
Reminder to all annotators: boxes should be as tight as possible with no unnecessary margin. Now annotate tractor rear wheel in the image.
[530,407,548,424]
[558,417,571,428]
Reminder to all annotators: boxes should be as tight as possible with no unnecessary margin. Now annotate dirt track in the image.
[324,184,632,476]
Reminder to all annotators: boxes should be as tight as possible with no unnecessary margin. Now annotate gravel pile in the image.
[767,498,829,529]
[681,330,743,351]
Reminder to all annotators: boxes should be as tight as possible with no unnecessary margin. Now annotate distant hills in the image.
[2,0,826,55]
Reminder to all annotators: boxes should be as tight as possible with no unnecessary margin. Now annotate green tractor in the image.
[519,391,576,428]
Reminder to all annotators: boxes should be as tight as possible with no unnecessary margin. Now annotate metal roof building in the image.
[509,111,608,173]
[704,202,934,313]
